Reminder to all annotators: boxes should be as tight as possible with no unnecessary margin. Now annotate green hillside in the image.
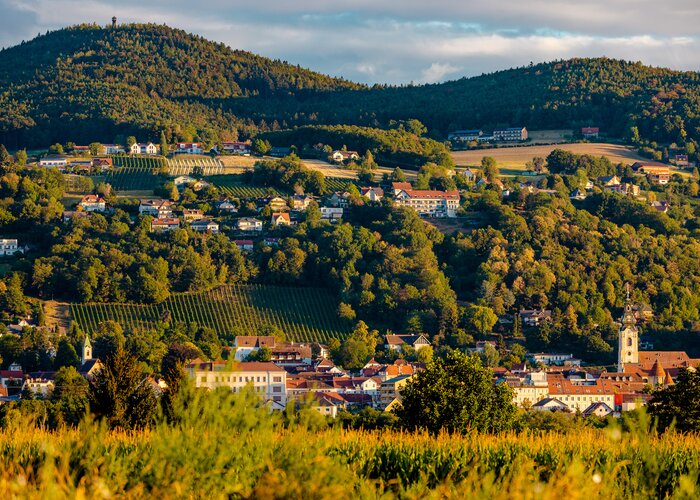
[0,23,361,148]
[69,284,349,343]
[1,24,700,159]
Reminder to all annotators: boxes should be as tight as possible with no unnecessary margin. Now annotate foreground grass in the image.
[0,392,697,499]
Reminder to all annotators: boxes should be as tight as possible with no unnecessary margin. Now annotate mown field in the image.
[0,391,697,498]
[70,284,348,342]
[452,143,647,175]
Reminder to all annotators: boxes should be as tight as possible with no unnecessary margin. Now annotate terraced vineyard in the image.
[210,174,286,198]
[325,176,357,193]
[70,284,348,343]
[168,157,224,176]
[106,156,167,191]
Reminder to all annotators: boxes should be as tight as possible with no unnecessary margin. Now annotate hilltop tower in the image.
[617,283,639,372]
[82,333,93,364]
[112,17,117,29]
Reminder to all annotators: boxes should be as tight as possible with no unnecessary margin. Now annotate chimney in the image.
[112,16,117,29]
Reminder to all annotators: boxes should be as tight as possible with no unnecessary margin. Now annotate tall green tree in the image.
[648,368,700,433]
[396,350,516,434]
[89,347,157,429]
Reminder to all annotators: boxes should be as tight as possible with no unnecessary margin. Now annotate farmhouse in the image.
[78,194,107,212]
[220,141,251,155]
[0,239,22,256]
[581,127,600,139]
[331,150,360,162]
[150,218,180,232]
[493,127,527,142]
[92,157,112,171]
[610,183,640,197]
[649,201,669,213]
[393,188,460,218]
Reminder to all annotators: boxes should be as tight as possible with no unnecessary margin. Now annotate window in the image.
[273,376,282,383]
[256,377,260,382]
[200,376,206,383]
[273,386,282,393]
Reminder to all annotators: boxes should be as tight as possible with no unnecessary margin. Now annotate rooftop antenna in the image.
[112,16,117,29]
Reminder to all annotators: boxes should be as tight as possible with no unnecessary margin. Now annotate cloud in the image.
[420,63,459,84]
[1,0,699,84]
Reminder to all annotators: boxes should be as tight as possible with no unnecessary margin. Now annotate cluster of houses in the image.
[448,127,528,143]
[185,334,429,414]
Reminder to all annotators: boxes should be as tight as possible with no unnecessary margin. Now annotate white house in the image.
[271,212,292,227]
[139,199,173,218]
[320,206,344,221]
[173,175,196,189]
[394,188,460,218]
[190,219,219,234]
[360,187,384,202]
[174,142,204,155]
[0,239,22,256]
[131,143,158,155]
[187,359,287,406]
[151,218,180,232]
[331,150,360,162]
[78,194,106,212]
[39,155,68,168]
[237,217,263,232]
[384,334,431,353]
[22,375,55,398]
[234,239,255,252]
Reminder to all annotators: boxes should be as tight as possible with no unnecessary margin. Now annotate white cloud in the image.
[420,62,459,84]
[1,0,699,84]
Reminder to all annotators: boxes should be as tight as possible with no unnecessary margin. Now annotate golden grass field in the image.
[452,143,647,169]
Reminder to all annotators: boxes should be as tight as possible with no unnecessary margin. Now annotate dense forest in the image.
[2,24,700,156]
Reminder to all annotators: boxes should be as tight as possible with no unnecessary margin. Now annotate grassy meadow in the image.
[0,390,697,499]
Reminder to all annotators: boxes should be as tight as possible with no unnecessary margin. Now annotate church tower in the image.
[82,333,93,364]
[617,283,639,372]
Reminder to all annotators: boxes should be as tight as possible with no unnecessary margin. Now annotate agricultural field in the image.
[69,284,348,343]
[104,167,163,191]
[325,176,357,192]
[168,156,224,176]
[1,403,698,498]
[111,155,167,170]
[452,143,648,176]
[209,174,286,198]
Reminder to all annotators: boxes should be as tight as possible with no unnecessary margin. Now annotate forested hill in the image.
[0,23,362,147]
[234,58,700,147]
[2,23,700,152]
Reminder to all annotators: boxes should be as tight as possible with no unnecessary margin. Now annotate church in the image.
[601,286,700,391]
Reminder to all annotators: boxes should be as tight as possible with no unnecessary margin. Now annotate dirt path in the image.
[43,300,71,334]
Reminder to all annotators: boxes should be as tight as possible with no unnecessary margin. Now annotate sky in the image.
[1,0,699,85]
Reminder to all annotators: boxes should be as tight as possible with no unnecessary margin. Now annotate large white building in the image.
[393,188,460,217]
[0,239,21,256]
[186,360,287,406]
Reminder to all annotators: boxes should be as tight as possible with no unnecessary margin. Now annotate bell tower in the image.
[82,333,93,364]
[617,283,639,372]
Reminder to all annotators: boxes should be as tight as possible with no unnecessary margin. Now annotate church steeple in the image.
[82,333,93,364]
[618,283,639,372]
